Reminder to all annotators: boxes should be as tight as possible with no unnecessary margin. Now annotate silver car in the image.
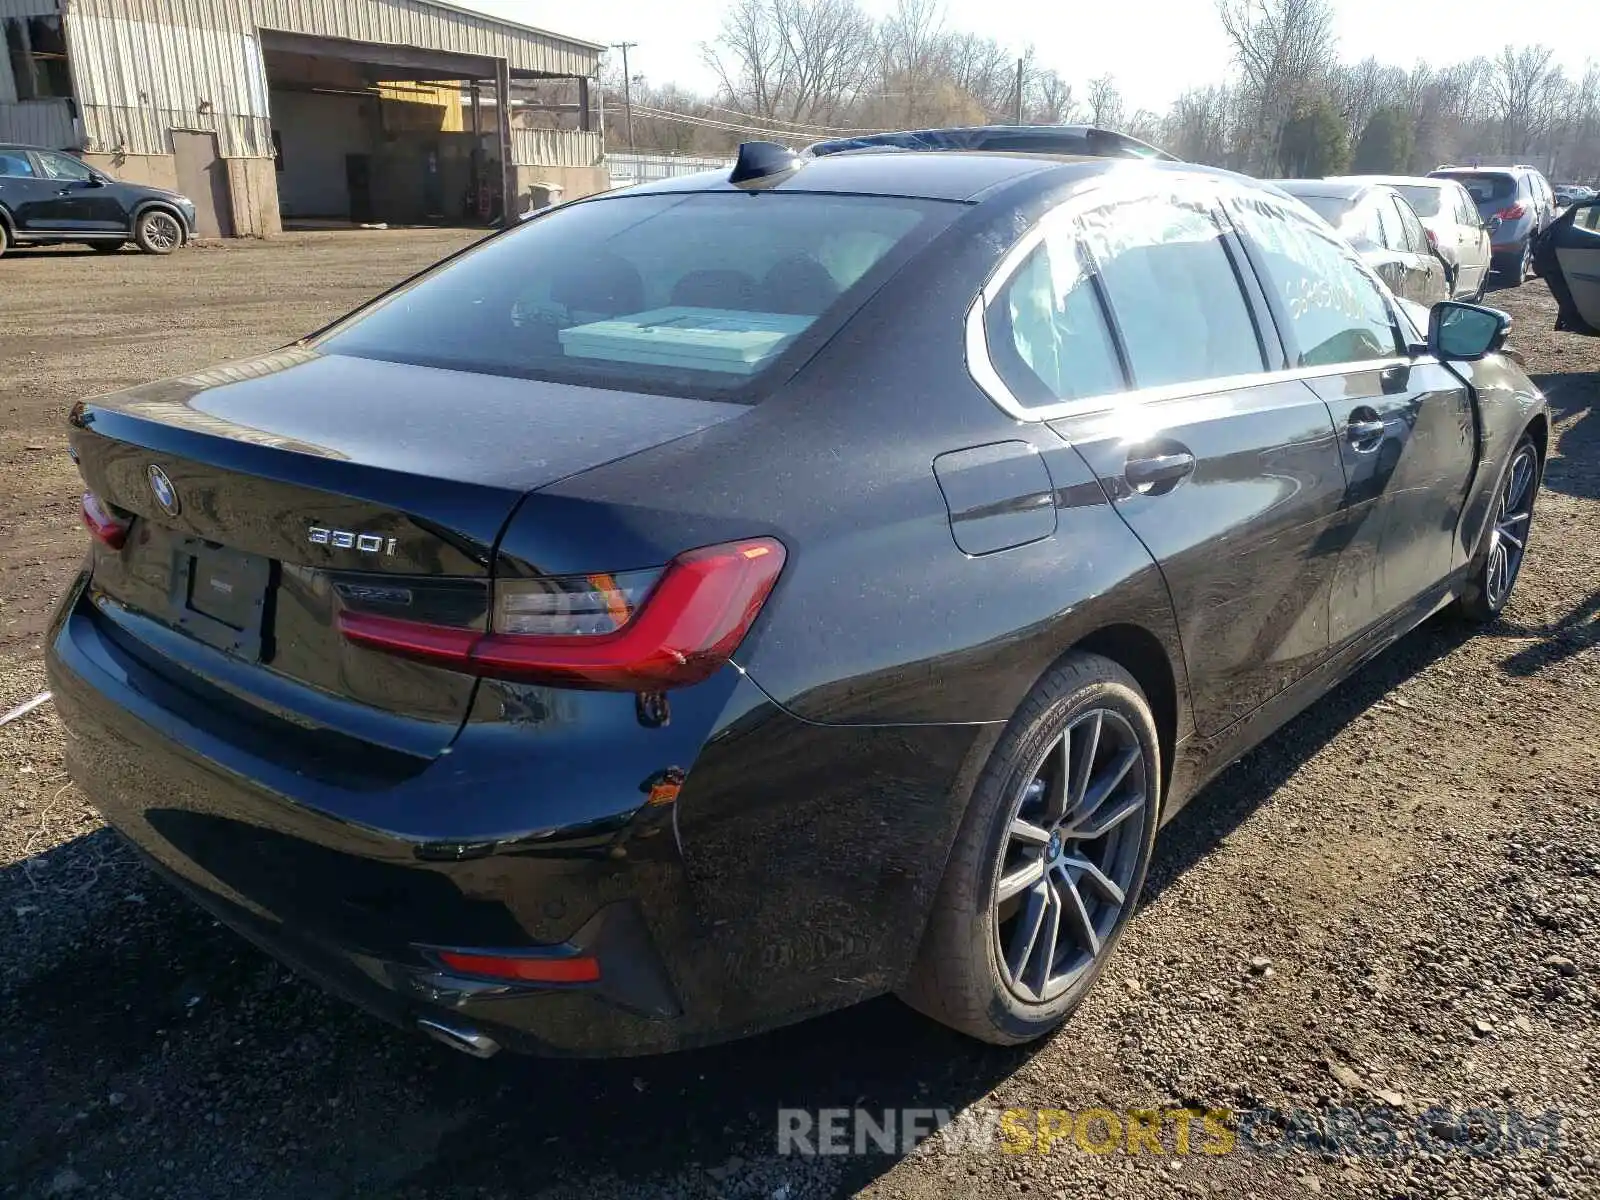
[1339,176,1493,302]
[1273,180,1452,307]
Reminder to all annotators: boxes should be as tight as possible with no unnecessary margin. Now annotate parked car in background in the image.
[1555,184,1596,208]
[0,144,196,257]
[805,124,1179,161]
[48,144,1547,1059]
[1429,165,1556,280]
[1536,196,1600,336]
[1338,175,1493,301]
[1273,179,1451,305]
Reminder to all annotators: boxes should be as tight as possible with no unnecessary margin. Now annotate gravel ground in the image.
[2,236,1598,1200]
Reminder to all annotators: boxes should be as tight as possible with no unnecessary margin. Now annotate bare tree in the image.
[1487,44,1564,155]
[702,0,878,128]
[1085,75,1125,129]
[1029,69,1076,125]
[1217,0,1338,171]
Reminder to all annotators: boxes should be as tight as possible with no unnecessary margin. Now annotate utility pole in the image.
[1014,57,1024,126]
[611,42,637,151]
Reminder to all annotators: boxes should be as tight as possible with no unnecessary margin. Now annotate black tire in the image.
[89,241,126,254]
[1471,269,1489,304]
[898,652,1160,1045]
[1455,433,1540,623]
[134,208,183,255]
[0,220,8,257]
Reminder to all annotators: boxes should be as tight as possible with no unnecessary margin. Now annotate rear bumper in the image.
[46,573,992,1055]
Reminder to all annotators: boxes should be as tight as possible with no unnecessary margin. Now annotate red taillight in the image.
[81,491,131,549]
[337,537,786,691]
[1496,203,1527,220]
[1424,227,1439,249]
[435,950,600,984]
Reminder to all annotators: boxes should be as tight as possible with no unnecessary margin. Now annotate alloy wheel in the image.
[1485,444,1537,611]
[993,708,1148,1003]
[143,212,180,252]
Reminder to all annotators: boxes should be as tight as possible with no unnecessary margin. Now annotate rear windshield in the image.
[317,192,958,399]
[1288,193,1354,228]
[1435,172,1515,204]
[1393,184,1442,217]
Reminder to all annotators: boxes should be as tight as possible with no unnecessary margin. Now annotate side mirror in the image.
[1429,301,1511,362]
[1487,215,1502,233]
[82,173,104,187]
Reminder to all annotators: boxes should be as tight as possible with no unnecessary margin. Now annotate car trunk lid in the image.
[67,347,747,755]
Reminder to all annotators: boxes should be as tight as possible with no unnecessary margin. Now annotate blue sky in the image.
[463,0,1596,114]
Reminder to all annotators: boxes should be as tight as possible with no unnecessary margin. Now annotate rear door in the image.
[1538,200,1600,335]
[1016,184,1349,735]
[1228,191,1477,645]
[1386,194,1449,304]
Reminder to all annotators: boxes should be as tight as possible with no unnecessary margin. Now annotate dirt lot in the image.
[2,234,1598,1200]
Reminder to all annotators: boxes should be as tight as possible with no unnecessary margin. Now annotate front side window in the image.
[1229,193,1401,369]
[0,150,34,177]
[1078,194,1265,389]
[1455,187,1479,227]
[987,222,1125,407]
[319,192,959,398]
[37,150,91,182]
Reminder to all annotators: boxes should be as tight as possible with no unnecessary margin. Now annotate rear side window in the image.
[1390,196,1428,253]
[1229,194,1400,368]
[1291,193,1352,229]
[987,224,1125,406]
[1394,184,1442,218]
[318,192,958,398]
[0,151,34,177]
[1455,187,1479,227]
[1078,195,1265,389]
[1371,197,1400,249]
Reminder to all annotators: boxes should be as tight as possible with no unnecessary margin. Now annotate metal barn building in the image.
[0,0,606,236]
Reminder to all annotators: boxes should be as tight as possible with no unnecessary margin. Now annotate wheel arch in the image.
[133,199,187,242]
[1525,411,1549,466]
[1061,623,1180,806]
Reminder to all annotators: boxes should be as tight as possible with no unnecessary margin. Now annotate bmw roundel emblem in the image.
[147,464,180,516]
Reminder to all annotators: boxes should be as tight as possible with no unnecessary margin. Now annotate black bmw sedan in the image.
[47,145,1546,1058]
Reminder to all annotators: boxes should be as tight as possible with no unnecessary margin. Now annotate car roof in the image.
[614,149,1200,203]
[1339,175,1450,189]
[1274,179,1378,203]
[1431,166,1523,177]
[803,124,1178,162]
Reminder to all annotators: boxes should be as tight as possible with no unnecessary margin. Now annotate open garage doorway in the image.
[258,29,590,231]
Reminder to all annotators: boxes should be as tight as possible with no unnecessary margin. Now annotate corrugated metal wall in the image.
[62,0,600,159]
[510,127,600,168]
[69,8,271,156]
[0,99,76,146]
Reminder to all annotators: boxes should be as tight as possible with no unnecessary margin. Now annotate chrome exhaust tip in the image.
[417,1017,501,1058]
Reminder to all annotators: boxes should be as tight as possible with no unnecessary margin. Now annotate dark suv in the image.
[0,144,197,256]
[805,124,1178,161]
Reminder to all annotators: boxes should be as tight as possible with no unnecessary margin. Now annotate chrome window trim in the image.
[965,177,1429,424]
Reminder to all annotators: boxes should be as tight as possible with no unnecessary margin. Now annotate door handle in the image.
[1124,450,1196,494]
[1347,410,1386,450]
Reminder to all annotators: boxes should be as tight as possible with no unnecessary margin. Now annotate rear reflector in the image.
[338,537,786,691]
[435,950,601,983]
[81,491,131,549]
